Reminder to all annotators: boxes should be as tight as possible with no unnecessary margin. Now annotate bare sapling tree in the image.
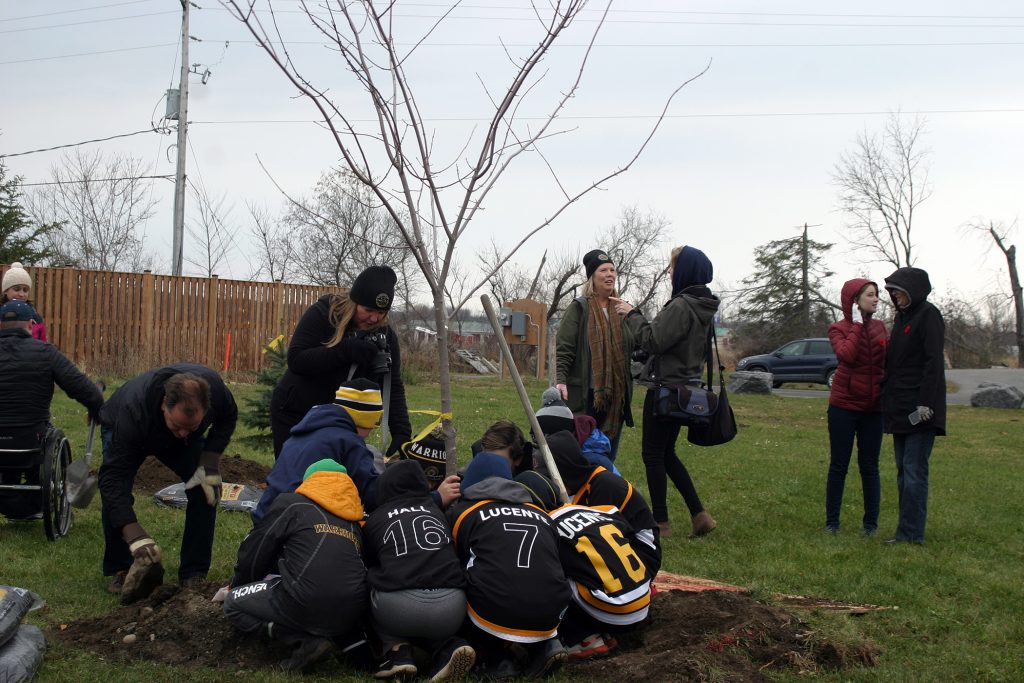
[247,202,293,283]
[602,205,671,311]
[27,149,155,271]
[224,0,703,464]
[966,218,1023,367]
[185,181,238,277]
[833,113,931,269]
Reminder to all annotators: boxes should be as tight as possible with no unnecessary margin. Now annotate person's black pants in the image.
[101,427,216,581]
[640,390,704,522]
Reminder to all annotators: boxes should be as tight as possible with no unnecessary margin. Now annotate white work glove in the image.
[916,405,934,422]
[851,303,863,325]
[185,451,222,506]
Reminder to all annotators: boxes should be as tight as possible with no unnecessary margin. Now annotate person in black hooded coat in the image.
[881,267,946,545]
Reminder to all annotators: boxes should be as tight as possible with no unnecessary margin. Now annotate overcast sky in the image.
[2,1,1022,310]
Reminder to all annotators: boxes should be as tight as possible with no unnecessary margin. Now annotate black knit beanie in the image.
[350,266,397,311]
[583,249,613,280]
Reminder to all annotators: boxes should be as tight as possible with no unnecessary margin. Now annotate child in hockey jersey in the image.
[446,453,570,679]
[363,460,475,681]
[515,470,654,660]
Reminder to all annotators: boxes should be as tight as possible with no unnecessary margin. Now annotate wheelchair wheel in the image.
[41,429,73,541]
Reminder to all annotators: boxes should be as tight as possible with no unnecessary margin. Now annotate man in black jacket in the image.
[0,300,104,520]
[98,363,237,602]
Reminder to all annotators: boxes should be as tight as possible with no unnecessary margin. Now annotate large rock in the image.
[970,383,1024,409]
[728,370,773,395]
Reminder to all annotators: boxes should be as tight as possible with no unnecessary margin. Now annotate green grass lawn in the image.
[4,377,1023,682]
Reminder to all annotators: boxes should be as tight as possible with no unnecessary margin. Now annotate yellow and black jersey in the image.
[448,498,570,643]
[550,503,653,626]
[571,467,662,576]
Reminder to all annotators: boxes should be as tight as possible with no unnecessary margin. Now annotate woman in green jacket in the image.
[555,249,634,458]
[613,246,719,539]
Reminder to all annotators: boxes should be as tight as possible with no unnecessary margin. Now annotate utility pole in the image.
[171,0,191,276]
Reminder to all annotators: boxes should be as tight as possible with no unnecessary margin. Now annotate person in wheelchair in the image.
[98,363,237,603]
[0,300,104,521]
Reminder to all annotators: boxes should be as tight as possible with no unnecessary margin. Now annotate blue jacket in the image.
[580,427,620,476]
[253,404,378,522]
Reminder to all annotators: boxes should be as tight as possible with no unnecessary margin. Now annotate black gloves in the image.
[339,337,379,366]
[385,433,409,457]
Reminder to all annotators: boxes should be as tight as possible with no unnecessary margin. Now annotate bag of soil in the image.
[0,624,46,683]
[153,482,263,513]
[0,586,35,648]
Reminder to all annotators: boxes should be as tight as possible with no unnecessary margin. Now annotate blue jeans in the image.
[825,406,883,531]
[893,430,935,543]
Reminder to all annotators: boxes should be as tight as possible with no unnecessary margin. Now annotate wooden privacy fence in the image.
[1,264,343,374]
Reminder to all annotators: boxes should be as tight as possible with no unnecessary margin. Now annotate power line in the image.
[1,129,162,159]
[187,108,1024,125]
[0,42,176,65]
[0,10,177,34]
[6,39,1023,66]
[0,0,155,23]
[19,174,174,187]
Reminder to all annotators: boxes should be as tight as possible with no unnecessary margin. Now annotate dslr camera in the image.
[357,329,392,375]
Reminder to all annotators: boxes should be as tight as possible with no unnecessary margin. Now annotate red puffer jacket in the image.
[828,278,888,412]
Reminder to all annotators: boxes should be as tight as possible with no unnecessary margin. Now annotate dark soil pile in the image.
[569,590,878,682]
[133,455,270,494]
[52,585,877,680]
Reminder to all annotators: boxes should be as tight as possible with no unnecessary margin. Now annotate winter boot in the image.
[690,511,717,538]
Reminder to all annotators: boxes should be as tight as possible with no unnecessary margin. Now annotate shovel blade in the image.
[66,459,98,509]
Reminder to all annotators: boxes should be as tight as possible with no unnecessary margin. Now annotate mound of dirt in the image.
[569,590,878,682]
[133,455,270,494]
[51,585,877,680]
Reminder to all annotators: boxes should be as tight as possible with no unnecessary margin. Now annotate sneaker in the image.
[690,511,717,538]
[521,638,567,678]
[601,633,619,650]
[180,574,207,589]
[375,643,417,679]
[472,656,520,680]
[862,527,877,538]
[107,570,128,594]
[825,526,839,535]
[429,637,476,681]
[566,634,608,660]
[280,636,335,672]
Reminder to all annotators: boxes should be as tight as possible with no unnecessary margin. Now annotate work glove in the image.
[916,405,934,422]
[121,522,165,604]
[851,303,863,325]
[185,451,222,506]
[339,337,378,366]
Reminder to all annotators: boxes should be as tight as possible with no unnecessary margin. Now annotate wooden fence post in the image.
[141,270,155,367]
[275,279,286,335]
[207,275,220,369]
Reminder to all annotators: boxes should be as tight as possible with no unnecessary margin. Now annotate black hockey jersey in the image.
[363,460,464,592]
[447,477,570,643]
[550,503,653,626]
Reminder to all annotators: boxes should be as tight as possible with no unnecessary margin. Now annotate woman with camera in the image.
[612,246,718,539]
[270,266,411,459]
[555,249,635,459]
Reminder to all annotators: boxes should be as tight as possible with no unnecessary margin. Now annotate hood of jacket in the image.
[546,430,594,494]
[462,475,533,504]
[295,470,365,521]
[671,246,714,297]
[884,267,932,310]
[376,459,430,505]
[840,278,877,321]
[573,414,597,446]
[291,403,357,437]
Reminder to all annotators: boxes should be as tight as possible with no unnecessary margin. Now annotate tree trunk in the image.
[432,289,457,474]
[1005,244,1024,367]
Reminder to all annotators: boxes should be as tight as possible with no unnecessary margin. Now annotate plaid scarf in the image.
[587,297,627,439]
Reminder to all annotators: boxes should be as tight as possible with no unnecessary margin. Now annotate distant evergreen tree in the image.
[243,335,287,432]
[0,162,55,265]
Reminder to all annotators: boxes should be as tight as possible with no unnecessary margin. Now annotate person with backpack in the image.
[612,246,719,539]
